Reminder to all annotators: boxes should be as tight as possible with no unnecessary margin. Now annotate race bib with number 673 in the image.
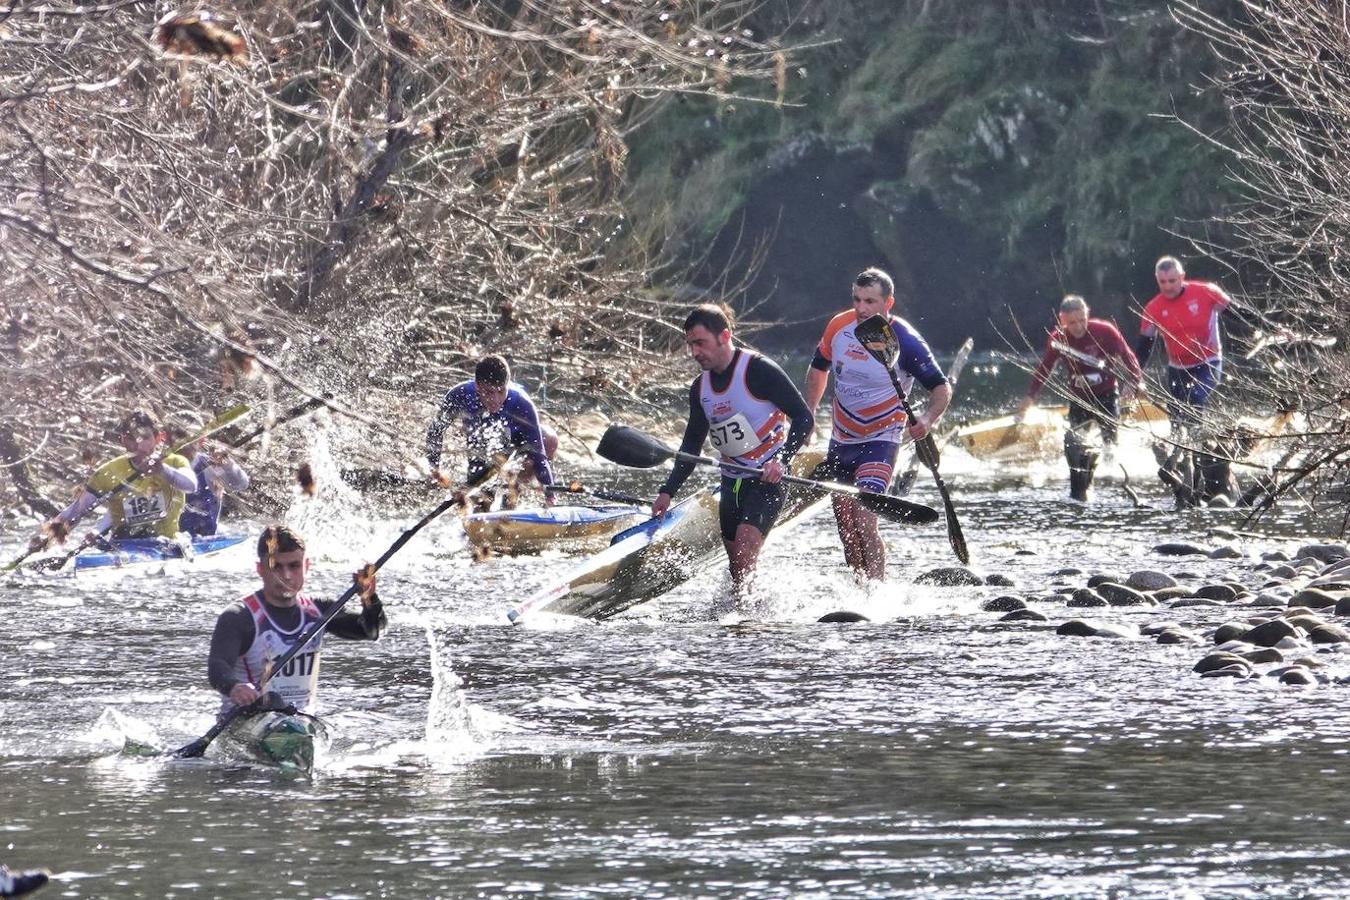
[708,412,760,457]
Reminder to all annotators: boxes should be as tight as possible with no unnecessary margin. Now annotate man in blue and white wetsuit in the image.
[803,267,950,580]
[424,354,557,497]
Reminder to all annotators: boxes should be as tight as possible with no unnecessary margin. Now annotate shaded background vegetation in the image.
[628,0,1237,350]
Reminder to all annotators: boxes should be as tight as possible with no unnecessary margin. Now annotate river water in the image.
[3,363,1348,898]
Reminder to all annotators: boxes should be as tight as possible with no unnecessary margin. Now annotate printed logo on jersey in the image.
[711,400,734,418]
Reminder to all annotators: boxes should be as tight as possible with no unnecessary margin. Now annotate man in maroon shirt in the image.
[1015,295,1143,501]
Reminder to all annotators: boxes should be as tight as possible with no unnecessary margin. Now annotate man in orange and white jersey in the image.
[652,304,815,602]
[803,268,951,581]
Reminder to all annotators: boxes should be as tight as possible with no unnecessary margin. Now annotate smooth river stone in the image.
[1296,543,1350,564]
[1277,667,1317,686]
[1268,564,1299,579]
[1194,652,1253,674]
[1155,542,1209,556]
[1242,619,1299,647]
[982,596,1026,612]
[1067,588,1108,608]
[1056,619,1101,637]
[1000,609,1048,623]
[1140,621,1183,636]
[1241,647,1284,664]
[1156,629,1202,645]
[1335,597,1350,617]
[1195,584,1239,603]
[1096,582,1152,606]
[1261,549,1291,562]
[1212,622,1250,644]
[1209,545,1244,560]
[984,573,1017,587]
[1152,586,1193,602]
[1308,624,1350,645]
[1170,598,1226,608]
[1128,570,1178,591]
[915,566,985,587]
[1087,573,1126,588]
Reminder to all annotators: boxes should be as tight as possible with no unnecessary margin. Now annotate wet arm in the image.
[207,605,256,695]
[425,387,468,468]
[658,380,708,499]
[323,594,387,640]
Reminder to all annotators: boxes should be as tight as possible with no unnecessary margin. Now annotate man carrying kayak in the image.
[28,410,195,551]
[1015,294,1142,502]
[208,525,385,718]
[803,268,951,581]
[425,354,557,503]
[652,303,814,602]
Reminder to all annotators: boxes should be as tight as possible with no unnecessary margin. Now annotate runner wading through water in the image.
[1016,294,1142,502]
[803,268,951,580]
[425,354,557,505]
[1133,255,1247,504]
[652,304,815,603]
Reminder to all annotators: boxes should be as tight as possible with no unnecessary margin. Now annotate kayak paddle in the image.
[5,404,251,574]
[544,481,648,507]
[853,314,970,563]
[171,457,509,760]
[595,425,938,526]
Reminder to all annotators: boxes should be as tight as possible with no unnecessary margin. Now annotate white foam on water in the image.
[420,622,500,770]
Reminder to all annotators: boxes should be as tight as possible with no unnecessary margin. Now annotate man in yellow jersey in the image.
[28,410,197,550]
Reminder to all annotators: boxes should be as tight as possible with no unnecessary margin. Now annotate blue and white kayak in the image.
[507,450,828,623]
[463,504,646,556]
[73,534,248,571]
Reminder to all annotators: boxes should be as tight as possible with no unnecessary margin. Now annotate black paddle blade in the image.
[853,490,940,525]
[942,502,971,564]
[853,314,900,368]
[596,425,675,469]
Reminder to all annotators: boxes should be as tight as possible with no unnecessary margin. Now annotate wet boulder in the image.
[1000,609,1048,623]
[1194,652,1253,674]
[984,573,1017,587]
[1171,598,1227,609]
[1067,588,1108,608]
[1241,647,1284,664]
[1156,629,1202,645]
[1296,543,1350,565]
[1276,667,1317,686]
[1152,586,1193,602]
[1335,597,1350,617]
[983,596,1026,612]
[1052,566,1085,577]
[817,611,869,623]
[1057,618,1101,637]
[1087,573,1126,588]
[1262,549,1292,562]
[1155,542,1209,556]
[1092,582,1150,606]
[1268,564,1299,580]
[1308,624,1350,645]
[1209,545,1244,560]
[1195,584,1240,603]
[1141,620,1183,636]
[915,566,985,587]
[1128,570,1178,591]
[1091,623,1137,639]
[1212,622,1251,644]
[1242,619,1299,647]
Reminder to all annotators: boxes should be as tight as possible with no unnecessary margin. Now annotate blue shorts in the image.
[820,440,900,493]
[1166,360,1222,425]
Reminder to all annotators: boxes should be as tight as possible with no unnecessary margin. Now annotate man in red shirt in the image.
[1134,256,1232,427]
[1135,255,1246,504]
[1016,295,1142,501]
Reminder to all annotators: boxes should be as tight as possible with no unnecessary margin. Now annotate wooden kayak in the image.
[463,504,646,556]
[72,534,248,571]
[508,450,828,623]
[217,708,330,775]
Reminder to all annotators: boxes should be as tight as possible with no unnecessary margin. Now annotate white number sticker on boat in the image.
[708,412,759,457]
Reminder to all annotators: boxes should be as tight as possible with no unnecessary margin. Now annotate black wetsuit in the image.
[208,592,386,698]
[660,350,814,541]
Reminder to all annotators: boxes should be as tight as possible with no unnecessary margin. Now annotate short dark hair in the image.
[683,303,733,335]
[257,524,306,561]
[853,267,895,298]
[117,410,161,438]
[474,354,510,386]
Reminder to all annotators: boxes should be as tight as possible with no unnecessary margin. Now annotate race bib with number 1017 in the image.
[708,412,761,457]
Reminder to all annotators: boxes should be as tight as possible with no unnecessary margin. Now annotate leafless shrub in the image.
[0,0,782,514]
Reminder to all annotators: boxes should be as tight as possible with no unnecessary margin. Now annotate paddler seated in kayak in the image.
[27,410,196,552]
[173,426,250,537]
[652,303,815,603]
[208,525,385,717]
[1014,294,1142,502]
[803,267,952,582]
[425,354,558,505]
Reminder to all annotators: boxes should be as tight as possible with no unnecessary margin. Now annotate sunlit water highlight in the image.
[2,386,1347,897]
